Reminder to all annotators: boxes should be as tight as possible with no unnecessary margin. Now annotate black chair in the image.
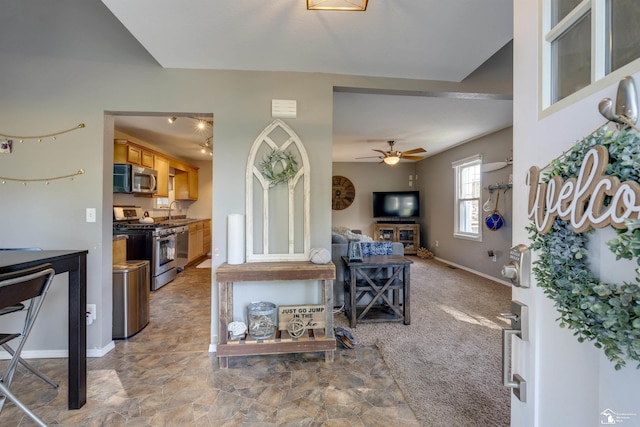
[0,264,57,427]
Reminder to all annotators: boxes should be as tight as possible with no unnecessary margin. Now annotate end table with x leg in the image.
[342,255,412,328]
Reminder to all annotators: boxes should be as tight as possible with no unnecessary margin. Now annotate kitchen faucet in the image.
[168,201,179,220]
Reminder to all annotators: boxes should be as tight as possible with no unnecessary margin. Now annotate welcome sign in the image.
[527,145,640,233]
[525,126,640,370]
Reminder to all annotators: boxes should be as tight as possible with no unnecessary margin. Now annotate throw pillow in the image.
[360,242,394,256]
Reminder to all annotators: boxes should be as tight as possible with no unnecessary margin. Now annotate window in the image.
[544,0,640,105]
[453,155,482,241]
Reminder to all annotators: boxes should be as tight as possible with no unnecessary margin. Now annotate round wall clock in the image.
[332,175,355,210]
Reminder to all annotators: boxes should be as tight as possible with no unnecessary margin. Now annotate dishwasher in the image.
[174,225,189,272]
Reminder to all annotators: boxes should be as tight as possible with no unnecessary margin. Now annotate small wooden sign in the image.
[278,304,326,331]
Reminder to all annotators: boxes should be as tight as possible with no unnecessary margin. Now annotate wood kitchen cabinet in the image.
[175,167,199,201]
[154,155,170,198]
[203,220,211,255]
[188,221,205,264]
[114,140,154,168]
[114,139,199,200]
[374,223,420,255]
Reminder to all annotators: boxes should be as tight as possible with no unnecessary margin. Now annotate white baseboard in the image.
[433,256,513,287]
[0,341,116,360]
[88,341,115,357]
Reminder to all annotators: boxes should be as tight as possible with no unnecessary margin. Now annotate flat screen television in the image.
[372,191,420,218]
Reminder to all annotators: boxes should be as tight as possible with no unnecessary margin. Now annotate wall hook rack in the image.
[598,76,638,126]
[486,183,512,191]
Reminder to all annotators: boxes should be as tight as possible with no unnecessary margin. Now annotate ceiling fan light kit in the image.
[383,156,400,166]
[307,0,368,11]
[356,140,426,166]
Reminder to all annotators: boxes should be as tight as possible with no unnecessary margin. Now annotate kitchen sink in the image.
[166,219,193,225]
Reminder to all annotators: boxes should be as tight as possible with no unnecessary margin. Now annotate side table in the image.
[342,255,412,328]
[215,261,336,368]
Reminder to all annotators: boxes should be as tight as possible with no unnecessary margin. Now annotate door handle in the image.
[500,301,528,402]
[502,328,526,402]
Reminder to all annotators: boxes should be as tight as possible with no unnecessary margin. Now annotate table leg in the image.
[67,254,86,409]
[323,279,335,363]
[217,281,229,369]
[349,267,357,328]
[403,265,411,325]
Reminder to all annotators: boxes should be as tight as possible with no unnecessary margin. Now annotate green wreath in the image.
[527,126,640,370]
[260,149,298,187]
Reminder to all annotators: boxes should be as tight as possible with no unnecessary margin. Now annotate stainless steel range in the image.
[113,206,177,291]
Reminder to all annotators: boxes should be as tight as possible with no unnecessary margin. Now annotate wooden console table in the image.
[216,261,336,368]
[342,255,413,328]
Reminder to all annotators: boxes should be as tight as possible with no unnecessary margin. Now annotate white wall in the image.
[513,1,640,425]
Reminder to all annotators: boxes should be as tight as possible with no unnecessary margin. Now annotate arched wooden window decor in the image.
[246,119,310,262]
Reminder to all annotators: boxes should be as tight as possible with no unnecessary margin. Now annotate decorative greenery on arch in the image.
[527,126,640,370]
[259,148,298,188]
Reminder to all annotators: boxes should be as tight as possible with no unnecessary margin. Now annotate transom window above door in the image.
[544,0,640,106]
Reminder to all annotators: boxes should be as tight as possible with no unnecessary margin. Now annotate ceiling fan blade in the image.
[401,148,427,155]
[355,155,383,159]
[372,149,389,155]
[401,155,425,161]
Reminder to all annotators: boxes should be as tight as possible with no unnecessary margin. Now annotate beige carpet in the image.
[335,257,512,426]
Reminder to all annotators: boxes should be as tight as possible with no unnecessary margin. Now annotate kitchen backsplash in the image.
[113,193,189,220]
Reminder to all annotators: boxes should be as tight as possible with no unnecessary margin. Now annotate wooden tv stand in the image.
[374,223,420,255]
[215,261,336,368]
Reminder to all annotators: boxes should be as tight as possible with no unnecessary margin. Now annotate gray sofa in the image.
[331,232,404,306]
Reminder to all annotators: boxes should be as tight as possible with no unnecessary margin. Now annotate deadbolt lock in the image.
[501,244,530,288]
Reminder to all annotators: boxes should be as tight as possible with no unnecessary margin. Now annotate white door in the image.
[513,2,640,426]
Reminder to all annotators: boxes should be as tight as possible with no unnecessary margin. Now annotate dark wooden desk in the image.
[0,250,88,409]
[342,255,413,328]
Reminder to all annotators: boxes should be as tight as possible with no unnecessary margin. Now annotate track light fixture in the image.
[166,116,213,127]
[166,116,213,156]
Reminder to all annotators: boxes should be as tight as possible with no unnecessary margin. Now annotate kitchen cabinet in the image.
[374,223,420,255]
[114,140,154,168]
[188,221,205,264]
[203,220,211,255]
[154,155,170,198]
[114,139,200,200]
[175,167,199,201]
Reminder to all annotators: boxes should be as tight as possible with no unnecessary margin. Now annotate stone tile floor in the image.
[0,265,419,426]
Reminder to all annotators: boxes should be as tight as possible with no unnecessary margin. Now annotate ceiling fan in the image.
[357,140,427,166]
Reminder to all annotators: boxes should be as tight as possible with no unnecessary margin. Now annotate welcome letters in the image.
[527,145,640,234]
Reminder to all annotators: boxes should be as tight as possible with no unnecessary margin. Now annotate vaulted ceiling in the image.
[104,1,513,162]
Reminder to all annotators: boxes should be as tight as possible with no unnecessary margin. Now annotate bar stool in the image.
[0,263,57,427]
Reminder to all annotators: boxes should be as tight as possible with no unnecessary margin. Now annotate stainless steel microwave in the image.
[113,164,157,194]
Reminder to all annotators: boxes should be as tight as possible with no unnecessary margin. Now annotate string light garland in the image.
[0,123,86,185]
[0,123,85,143]
[0,169,85,185]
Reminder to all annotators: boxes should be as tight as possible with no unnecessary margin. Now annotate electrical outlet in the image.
[86,304,96,321]
[435,240,439,247]
[86,208,96,223]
